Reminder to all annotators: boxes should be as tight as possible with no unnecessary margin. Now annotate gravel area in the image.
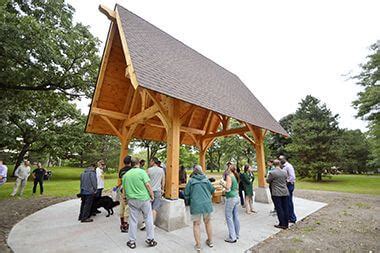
[250,190,380,252]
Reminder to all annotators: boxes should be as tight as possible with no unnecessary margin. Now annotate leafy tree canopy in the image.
[0,0,100,98]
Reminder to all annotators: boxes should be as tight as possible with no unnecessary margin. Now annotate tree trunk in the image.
[79,151,84,168]
[13,143,30,176]
[316,172,322,181]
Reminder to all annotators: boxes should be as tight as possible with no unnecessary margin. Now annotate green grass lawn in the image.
[0,167,119,201]
[1,167,379,201]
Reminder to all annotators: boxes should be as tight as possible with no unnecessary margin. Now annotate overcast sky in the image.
[68,0,380,131]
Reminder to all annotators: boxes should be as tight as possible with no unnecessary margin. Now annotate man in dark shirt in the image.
[118,155,132,232]
[32,162,46,195]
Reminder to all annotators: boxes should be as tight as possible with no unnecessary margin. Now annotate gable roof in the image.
[116,5,287,136]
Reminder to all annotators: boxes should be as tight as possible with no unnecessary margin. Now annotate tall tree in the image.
[0,91,81,173]
[286,95,340,181]
[267,114,294,158]
[0,0,100,98]
[352,42,380,168]
[336,129,370,173]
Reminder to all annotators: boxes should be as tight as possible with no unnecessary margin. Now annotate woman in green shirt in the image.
[220,164,240,243]
[240,164,255,214]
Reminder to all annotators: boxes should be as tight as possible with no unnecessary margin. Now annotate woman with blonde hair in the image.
[220,164,240,243]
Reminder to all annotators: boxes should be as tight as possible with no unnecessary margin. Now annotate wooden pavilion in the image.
[86,4,288,201]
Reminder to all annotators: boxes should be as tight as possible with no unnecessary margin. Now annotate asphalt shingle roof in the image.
[116,5,287,136]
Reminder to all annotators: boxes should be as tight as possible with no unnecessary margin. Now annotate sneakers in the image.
[206,239,214,248]
[120,223,129,233]
[224,238,237,243]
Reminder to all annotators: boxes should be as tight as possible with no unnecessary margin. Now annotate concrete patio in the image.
[7,197,326,253]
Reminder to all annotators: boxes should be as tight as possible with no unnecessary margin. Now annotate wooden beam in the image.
[124,104,159,127]
[186,132,200,147]
[146,120,205,135]
[87,22,116,130]
[165,98,181,199]
[146,90,170,128]
[239,133,256,146]
[180,105,196,124]
[99,4,116,22]
[202,111,213,131]
[202,126,249,140]
[247,124,266,187]
[115,9,139,89]
[92,107,128,120]
[100,115,122,139]
[128,88,139,119]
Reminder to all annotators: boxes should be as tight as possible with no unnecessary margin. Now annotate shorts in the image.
[191,213,212,222]
[152,191,162,211]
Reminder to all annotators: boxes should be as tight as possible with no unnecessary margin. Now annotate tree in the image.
[336,129,370,173]
[267,114,294,158]
[286,95,340,181]
[131,140,167,164]
[0,0,100,98]
[352,42,380,168]
[0,91,81,173]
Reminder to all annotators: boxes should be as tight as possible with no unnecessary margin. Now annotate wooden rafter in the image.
[92,107,128,120]
[99,5,116,22]
[128,88,139,119]
[180,105,196,124]
[121,85,134,113]
[115,9,138,89]
[100,115,122,139]
[124,104,159,127]
[202,111,213,131]
[202,126,249,140]
[146,90,170,128]
[145,120,205,135]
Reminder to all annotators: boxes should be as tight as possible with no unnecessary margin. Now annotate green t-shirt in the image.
[122,167,151,201]
[226,175,238,198]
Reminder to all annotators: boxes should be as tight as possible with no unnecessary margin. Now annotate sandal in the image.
[145,239,157,247]
[206,239,213,248]
[126,240,136,249]
[194,245,201,252]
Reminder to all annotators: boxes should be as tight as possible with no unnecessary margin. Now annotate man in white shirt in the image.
[11,160,31,196]
[0,160,8,186]
[279,155,297,223]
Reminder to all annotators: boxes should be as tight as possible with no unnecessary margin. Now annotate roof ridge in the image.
[115,4,239,80]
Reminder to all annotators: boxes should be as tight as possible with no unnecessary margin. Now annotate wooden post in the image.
[248,125,266,187]
[118,138,130,169]
[164,99,180,199]
[199,149,206,172]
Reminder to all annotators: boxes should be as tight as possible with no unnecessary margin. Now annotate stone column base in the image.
[254,187,272,204]
[155,198,188,232]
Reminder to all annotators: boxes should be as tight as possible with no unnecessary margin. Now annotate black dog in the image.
[95,196,120,217]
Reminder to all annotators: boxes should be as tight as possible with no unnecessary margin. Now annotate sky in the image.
[67,0,380,131]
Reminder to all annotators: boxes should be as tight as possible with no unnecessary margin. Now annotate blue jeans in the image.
[225,196,240,240]
[287,183,297,222]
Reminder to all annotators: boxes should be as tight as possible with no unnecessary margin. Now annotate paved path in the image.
[8,197,326,253]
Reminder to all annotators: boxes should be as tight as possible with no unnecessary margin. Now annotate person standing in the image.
[92,160,105,215]
[0,160,8,187]
[266,159,289,229]
[140,157,165,231]
[240,164,255,214]
[185,165,215,252]
[266,160,276,214]
[11,160,31,196]
[78,164,97,223]
[220,164,240,243]
[118,155,132,233]
[279,155,297,223]
[123,157,157,249]
[32,162,46,195]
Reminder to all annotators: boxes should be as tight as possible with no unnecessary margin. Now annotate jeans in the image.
[128,199,154,242]
[225,196,240,241]
[33,178,44,194]
[272,196,289,227]
[11,178,27,196]
[287,183,297,222]
[79,194,94,221]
